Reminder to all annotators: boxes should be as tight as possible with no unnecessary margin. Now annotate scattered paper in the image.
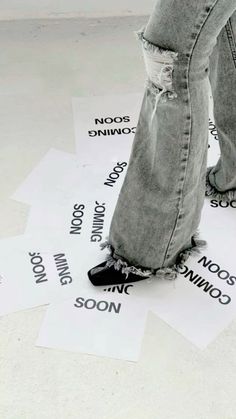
[0,234,95,316]
[2,92,235,359]
[36,288,149,361]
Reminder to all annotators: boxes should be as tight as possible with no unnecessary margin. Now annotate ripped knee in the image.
[134,25,178,101]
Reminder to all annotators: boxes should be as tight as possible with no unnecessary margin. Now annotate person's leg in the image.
[88,0,236,286]
[206,10,236,201]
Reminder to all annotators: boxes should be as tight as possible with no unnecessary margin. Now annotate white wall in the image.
[0,0,154,20]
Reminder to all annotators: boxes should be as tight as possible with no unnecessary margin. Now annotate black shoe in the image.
[87,260,150,286]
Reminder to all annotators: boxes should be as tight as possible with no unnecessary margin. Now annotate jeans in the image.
[101,0,236,280]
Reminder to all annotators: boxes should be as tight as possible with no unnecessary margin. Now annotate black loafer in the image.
[87,260,150,286]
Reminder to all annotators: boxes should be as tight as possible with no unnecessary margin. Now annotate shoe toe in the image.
[87,260,148,286]
[87,261,109,285]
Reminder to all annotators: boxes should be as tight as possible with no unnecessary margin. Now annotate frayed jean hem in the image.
[100,230,207,283]
[205,166,236,202]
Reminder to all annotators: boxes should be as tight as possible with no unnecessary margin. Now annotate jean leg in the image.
[206,11,236,201]
[101,0,236,280]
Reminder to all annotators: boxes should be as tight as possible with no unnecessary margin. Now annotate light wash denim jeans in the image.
[101,0,236,280]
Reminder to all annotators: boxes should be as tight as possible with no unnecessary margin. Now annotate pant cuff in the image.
[99,230,207,282]
[205,166,236,202]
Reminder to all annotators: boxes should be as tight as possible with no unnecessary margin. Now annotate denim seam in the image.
[132,25,180,263]
[225,18,236,67]
[163,0,219,263]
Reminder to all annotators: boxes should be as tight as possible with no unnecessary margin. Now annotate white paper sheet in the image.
[24,158,129,239]
[0,234,94,316]
[11,147,128,208]
[208,99,221,165]
[35,288,149,362]
[57,158,128,201]
[72,93,143,165]
[149,198,236,348]
[25,197,115,241]
[5,93,235,357]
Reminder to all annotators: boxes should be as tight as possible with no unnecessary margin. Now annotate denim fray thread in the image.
[100,229,207,282]
[133,25,178,118]
[205,166,236,202]
[133,25,178,62]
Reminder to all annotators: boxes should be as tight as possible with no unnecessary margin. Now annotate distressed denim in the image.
[102,0,236,280]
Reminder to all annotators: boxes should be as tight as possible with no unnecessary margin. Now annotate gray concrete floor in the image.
[0,16,236,419]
